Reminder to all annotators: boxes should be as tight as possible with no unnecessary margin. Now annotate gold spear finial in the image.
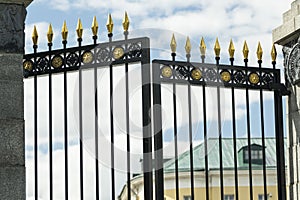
[199,37,206,56]
[106,13,114,34]
[228,39,235,58]
[271,43,277,62]
[47,24,54,43]
[91,16,99,36]
[214,37,221,57]
[61,21,68,41]
[76,18,83,39]
[257,42,263,61]
[170,34,177,53]
[32,25,38,45]
[185,36,191,54]
[123,11,130,31]
[243,40,249,59]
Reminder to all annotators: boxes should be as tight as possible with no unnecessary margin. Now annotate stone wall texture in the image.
[273,1,300,199]
[0,0,31,199]
[273,0,300,46]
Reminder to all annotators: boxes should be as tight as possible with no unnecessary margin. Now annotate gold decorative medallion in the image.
[23,60,33,71]
[113,47,124,59]
[52,56,63,68]
[221,71,231,82]
[191,68,202,80]
[82,51,93,64]
[249,73,260,84]
[161,66,172,78]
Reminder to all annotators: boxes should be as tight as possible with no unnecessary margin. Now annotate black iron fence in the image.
[152,37,289,200]
[24,14,153,200]
[23,14,289,200]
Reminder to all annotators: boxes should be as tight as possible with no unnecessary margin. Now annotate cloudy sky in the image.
[24,0,292,199]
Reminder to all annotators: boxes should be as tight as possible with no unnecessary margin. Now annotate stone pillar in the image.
[273,1,300,199]
[0,0,32,199]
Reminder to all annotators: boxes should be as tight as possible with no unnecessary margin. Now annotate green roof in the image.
[164,138,286,172]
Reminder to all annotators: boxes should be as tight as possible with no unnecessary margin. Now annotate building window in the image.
[245,149,263,160]
[240,144,264,165]
[245,149,249,160]
[224,194,234,200]
[183,196,191,200]
[258,194,264,200]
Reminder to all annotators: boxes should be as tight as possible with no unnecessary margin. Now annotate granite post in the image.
[0,0,32,199]
[273,0,300,199]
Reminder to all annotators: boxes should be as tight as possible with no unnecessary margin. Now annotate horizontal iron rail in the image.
[152,59,286,92]
[23,37,148,77]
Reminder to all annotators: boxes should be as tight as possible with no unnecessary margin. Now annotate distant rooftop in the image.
[164,138,287,172]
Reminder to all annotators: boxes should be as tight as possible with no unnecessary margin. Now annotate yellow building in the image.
[119,138,286,200]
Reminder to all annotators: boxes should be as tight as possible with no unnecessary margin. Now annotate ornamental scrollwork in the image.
[284,36,300,85]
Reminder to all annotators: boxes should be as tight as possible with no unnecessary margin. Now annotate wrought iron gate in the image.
[24,15,153,200]
[23,14,289,200]
[152,37,289,200]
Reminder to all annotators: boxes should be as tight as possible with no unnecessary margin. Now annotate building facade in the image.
[119,138,285,200]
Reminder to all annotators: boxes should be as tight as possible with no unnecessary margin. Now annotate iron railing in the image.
[24,14,152,200]
[152,37,289,200]
[23,14,289,200]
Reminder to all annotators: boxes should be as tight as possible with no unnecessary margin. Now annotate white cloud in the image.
[49,0,71,11]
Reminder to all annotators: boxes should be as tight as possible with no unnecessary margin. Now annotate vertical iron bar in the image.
[273,61,287,200]
[124,30,131,200]
[108,33,115,200]
[110,63,115,200]
[94,46,99,200]
[93,35,97,45]
[203,85,209,200]
[93,32,99,200]
[188,79,195,200]
[125,65,130,200]
[274,92,287,200]
[217,88,224,200]
[173,84,179,200]
[216,57,224,200]
[258,60,267,200]
[232,90,239,200]
[63,39,69,200]
[78,41,84,200]
[92,24,99,200]
[230,57,239,200]
[172,53,179,200]
[141,39,153,200]
[33,44,38,200]
[202,55,209,200]
[153,62,162,200]
[201,55,205,64]
[231,87,239,200]
[245,58,253,200]
[48,42,54,200]
[186,55,195,200]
